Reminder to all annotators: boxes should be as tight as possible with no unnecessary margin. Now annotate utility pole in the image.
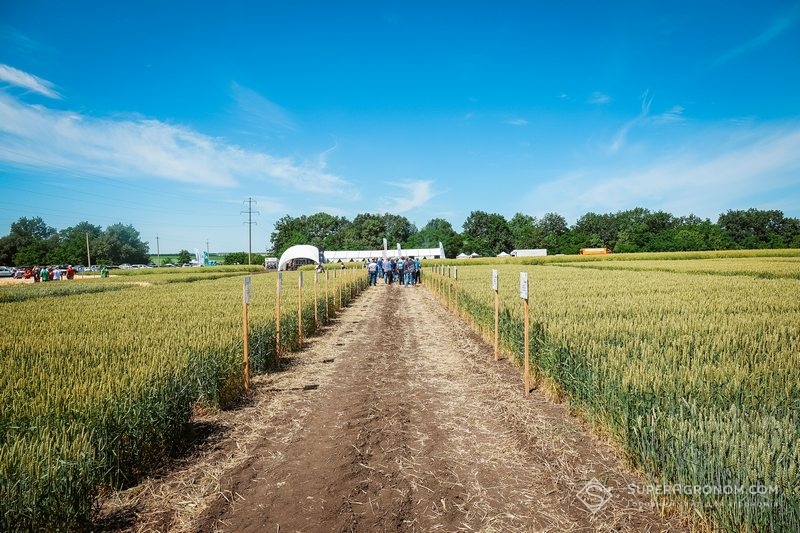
[241,197,260,265]
[206,239,210,254]
[85,232,91,269]
[156,235,161,266]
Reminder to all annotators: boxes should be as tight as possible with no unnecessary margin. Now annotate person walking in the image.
[367,258,378,286]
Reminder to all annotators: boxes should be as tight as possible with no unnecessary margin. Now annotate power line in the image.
[241,197,260,265]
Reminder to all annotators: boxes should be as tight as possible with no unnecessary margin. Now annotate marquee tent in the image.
[323,242,446,262]
[278,244,324,271]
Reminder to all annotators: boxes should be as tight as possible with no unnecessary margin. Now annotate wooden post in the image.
[276,272,282,363]
[242,276,251,391]
[520,272,530,397]
[314,269,319,329]
[453,266,458,317]
[447,266,451,311]
[298,271,303,345]
[325,269,329,321]
[493,269,499,361]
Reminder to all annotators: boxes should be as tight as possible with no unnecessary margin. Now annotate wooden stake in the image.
[242,276,251,391]
[494,290,499,361]
[325,269,329,321]
[314,270,318,329]
[520,271,530,397]
[298,272,303,345]
[523,297,530,397]
[276,273,281,363]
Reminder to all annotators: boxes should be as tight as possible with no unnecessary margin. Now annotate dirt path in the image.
[100,282,688,532]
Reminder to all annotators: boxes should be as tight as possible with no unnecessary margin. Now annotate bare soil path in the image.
[100,282,688,533]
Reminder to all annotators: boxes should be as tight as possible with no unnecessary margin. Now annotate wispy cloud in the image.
[383,180,434,213]
[587,92,611,105]
[504,118,529,126]
[0,90,351,195]
[0,64,60,99]
[229,82,295,133]
[716,5,800,65]
[654,105,685,124]
[529,122,800,221]
[607,90,654,153]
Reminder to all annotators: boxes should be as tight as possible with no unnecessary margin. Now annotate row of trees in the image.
[271,208,800,258]
[0,218,268,267]
[2,208,797,266]
[0,218,151,267]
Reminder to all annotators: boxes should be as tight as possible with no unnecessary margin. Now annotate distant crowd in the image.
[366,257,421,287]
[11,265,113,281]
[14,265,77,281]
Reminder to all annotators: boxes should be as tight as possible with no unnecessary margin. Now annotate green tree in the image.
[224,251,265,265]
[53,222,103,266]
[537,212,568,253]
[508,213,543,249]
[176,249,192,264]
[94,223,149,264]
[345,213,385,249]
[382,213,417,247]
[462,211,512,257]
[0,216,57,265]
[407,218,462,258]
[307,212,350,251]
[270,213,351,256]
[718,208,791,248]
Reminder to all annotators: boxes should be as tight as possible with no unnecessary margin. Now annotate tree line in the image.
[271,208,800,258]
[2,207,797,266]
[0,218,151,267]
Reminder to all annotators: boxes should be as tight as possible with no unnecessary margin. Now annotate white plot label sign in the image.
[243,276,252,304]
[519,272,528,300]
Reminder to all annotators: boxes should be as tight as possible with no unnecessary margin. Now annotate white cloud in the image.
[0,92,351,196]
[606,90,654,154]
[382,180,434,213]
[504,118,529,126]
[0,64,60,99]
[716,5,800,65]
[587,92,611,105]
[654,105,685,124]
[529,123,800,221]
[229,82,295,132]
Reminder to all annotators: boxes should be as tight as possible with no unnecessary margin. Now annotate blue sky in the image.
[1,1,799,254]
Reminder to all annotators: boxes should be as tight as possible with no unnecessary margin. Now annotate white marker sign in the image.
[492,269,498,291]
[243,276,251,303]
[278,272,283,292]
[519,272,528,300]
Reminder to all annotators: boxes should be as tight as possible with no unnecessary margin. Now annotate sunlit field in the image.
[428,251,799,531]
[0,267,366,531]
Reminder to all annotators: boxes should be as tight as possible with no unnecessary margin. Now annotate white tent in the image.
[511,249,547,257]
[456,252,469,259]
[323,241,447,262]
[278,244,323,271]
[469,252,481,258]
[497,251,511,257]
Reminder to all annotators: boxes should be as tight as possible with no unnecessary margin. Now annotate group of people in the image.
[21,265,77,282]
[17,265,111,281]
[366,257,421,287]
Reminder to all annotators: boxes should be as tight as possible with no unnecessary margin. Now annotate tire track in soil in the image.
[105,281,688,532]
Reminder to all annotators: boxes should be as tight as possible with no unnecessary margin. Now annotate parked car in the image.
[0,266,13,278]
